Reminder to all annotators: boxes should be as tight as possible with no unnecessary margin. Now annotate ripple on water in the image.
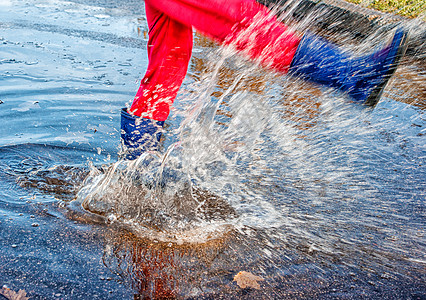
[0,144,93,203]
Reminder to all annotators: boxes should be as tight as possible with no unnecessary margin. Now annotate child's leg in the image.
[139,0,406,114]
[129,1,193,121]
[146,0,300,74]
[130,0,300,121]
[124,0,407,158]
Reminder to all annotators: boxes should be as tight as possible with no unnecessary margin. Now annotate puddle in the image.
[0,0,425,298]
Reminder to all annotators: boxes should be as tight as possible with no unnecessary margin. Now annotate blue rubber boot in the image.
[289,28,408,106]
[120,108,165,160]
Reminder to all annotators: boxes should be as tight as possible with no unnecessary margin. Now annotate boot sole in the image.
[364,28,409,107]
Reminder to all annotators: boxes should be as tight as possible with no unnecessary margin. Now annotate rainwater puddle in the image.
[0,0,425,299]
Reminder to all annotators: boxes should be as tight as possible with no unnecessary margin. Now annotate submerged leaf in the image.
[233,271,264,289]
[0,287,29,300]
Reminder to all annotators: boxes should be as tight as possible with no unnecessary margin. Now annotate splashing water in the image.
[77,10,424,254]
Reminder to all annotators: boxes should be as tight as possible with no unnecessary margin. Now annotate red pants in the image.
[130,0,301,121]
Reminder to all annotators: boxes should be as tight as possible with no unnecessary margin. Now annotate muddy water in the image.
[0,0,425,299]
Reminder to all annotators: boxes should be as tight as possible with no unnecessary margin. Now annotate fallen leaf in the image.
[0,287,29,300]
[233,271,264,290]
[368,15,380,21]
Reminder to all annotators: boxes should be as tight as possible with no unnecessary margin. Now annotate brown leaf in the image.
[0,287,29,300]
[233,271,264,290]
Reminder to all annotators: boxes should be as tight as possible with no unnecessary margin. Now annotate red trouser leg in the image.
[130,1,193,121]
[130,0,301,121]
